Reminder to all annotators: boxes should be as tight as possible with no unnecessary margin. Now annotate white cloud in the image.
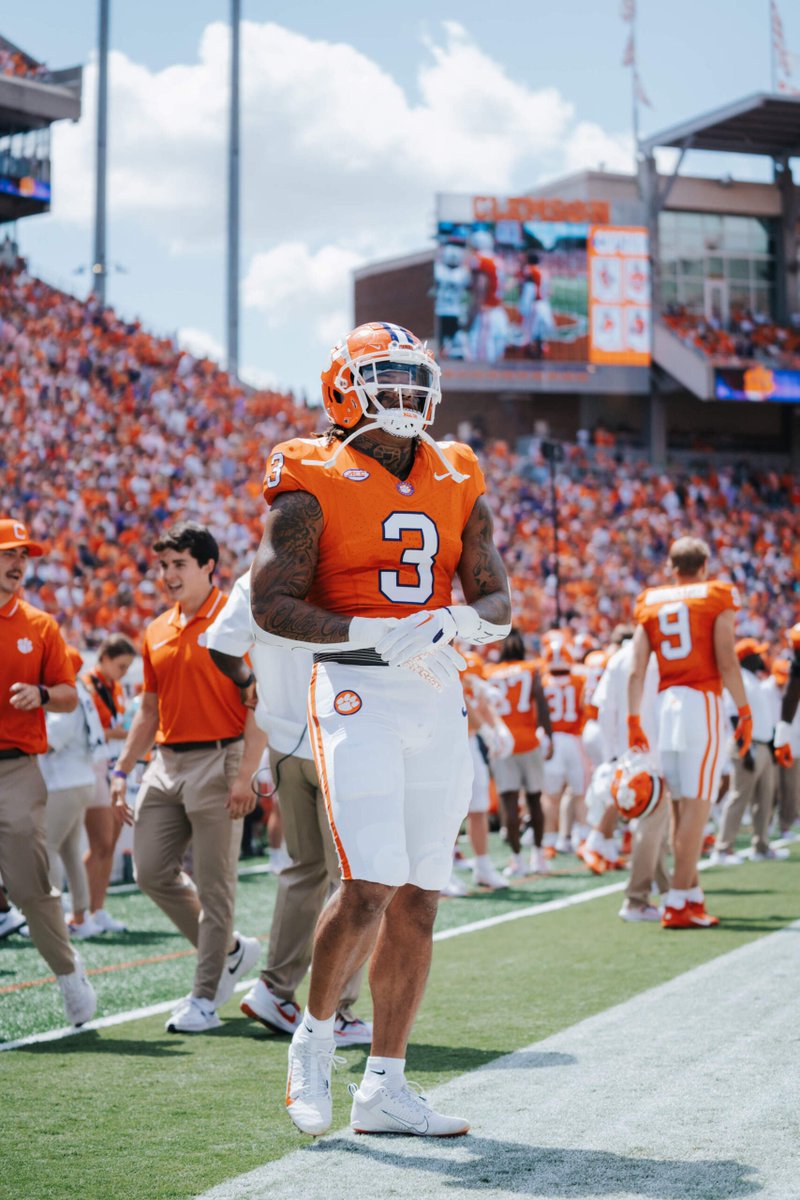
[178,326,225,362]
[45,20,633,393]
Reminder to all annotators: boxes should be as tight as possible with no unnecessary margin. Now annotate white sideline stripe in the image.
[4,839,793,1052]
[0,882,624,1052]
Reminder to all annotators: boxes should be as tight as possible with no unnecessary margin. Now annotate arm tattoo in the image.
[250,491,352,644]
[458,496,511,626]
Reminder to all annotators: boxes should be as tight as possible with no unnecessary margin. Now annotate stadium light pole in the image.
[92,0,110,306]
[226,0,241,380]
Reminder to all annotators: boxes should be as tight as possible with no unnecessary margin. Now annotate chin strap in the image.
[302,422,467,483]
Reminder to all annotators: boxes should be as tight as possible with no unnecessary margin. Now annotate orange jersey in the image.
[0,595,75,755]
[263,436,485,620]
[542,669,585,735]
[482,659,541,753]
[142,587,248,745]
[634,580,740,695]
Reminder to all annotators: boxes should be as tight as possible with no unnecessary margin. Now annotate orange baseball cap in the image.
[735,637,769,661]
[0,518,45,557]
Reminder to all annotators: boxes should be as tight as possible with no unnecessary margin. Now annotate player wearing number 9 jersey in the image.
[251,321,511,1139]
[628,536,750,930]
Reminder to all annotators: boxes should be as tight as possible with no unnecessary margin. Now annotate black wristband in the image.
[38,685,50,707]
[239,671,256,689]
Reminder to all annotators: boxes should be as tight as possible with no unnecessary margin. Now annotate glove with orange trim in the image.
[774,720,794,768]
[733,705,753,758]
[627,714,650,753]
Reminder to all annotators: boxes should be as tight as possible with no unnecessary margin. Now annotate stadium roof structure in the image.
[640,92,800,159]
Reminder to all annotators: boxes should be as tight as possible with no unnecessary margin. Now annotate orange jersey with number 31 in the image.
[634,580,741,695]
[262,436,485,619]
[541,669,585,735]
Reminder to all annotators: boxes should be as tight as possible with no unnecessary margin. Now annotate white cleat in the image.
[214,932,261,1008]
[618,901,661,923]
[472,863,509,891]
[440,873,469,897]
[68,915,104,941]
[349,1080,469,1137]
[57,953,97,1027]
[286,1028,340,1136]
[529,848,550,874]
[502,858,529,879]
[333,1014,373,1046]
[241,979,302,1034]
[0,903,27,940]
[90,908,128,933]
[166,995,221,1033]
[751,846,790,862]
[708,850,743,867]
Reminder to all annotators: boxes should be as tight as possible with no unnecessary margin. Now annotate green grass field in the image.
[3,843,798,1200]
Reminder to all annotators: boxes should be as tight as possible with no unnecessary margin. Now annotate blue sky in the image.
[3,1,798,398]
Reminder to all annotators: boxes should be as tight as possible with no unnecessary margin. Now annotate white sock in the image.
[586,830,605,854]
[666,888,688,910]
[543,832,557,848]
[362,1055,405,1093]
[687,886,704,903]
[299,1008,335,1040]
[474,854,492,872]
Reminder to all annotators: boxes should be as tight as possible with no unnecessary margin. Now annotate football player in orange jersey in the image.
[628,537,751,930]
[541,634,590,854]
[250,322,511,1138]
[483,628,553,876]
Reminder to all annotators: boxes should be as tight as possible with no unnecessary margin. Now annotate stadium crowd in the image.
[0,266,797,654]
[662,305,800,367]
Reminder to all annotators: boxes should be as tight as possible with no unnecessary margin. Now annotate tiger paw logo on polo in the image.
[334,690,362,716]
[17,638,33,654]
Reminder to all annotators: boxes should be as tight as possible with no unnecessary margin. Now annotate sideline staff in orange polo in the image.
[0,518,97,1027]
[110,522,263,1034]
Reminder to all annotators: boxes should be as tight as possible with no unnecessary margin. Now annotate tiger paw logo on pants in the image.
[17,638,33,654]
[334,690,362,716]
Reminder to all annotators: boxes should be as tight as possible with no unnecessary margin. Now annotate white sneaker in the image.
[268,846,292,875]
[90,908,128,933]
[618,901,661,923]
[520,826,534,847]
[214,933,261,1008]
[166,995,221,1033]
[554,837,573,854]
[708,850,743,867]
[349,1079,469,1137]
[286,1028,339,1135]
[0,903,27,940]
[68,915,103,941]
[529,848,550,874]
[57,953,97,1027]
[751,846,790,862]
[440,873,469,897]
[502,858,528,879]
[334,1014,373,1046]
[241,979,302,1034]
[472,863,509,890]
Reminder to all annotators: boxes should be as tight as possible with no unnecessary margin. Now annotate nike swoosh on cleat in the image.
[381,1110,429,1134]
[370,1069,386,1075]
[461,707,468,717]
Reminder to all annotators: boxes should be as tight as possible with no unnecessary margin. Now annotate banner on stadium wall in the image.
[0,175,50,202]
[587,226,651,367]
[714,366,800,402]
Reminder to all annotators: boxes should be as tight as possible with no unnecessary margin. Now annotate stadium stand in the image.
[2,262,796,654]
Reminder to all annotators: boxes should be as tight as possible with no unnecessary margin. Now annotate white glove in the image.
[480,719,514,760]
[375,605,510,666]
[250,613,398,655]
[401,644,467,691]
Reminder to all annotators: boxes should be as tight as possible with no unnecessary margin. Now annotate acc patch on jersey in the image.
[334,690,362,716]
[343,468,370,482]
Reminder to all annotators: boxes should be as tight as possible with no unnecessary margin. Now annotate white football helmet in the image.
[610,751,663,822]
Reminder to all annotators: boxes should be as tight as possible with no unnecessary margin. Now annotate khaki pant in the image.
[625,790,671,907]
[263,750,363,1017]
[0,757,75,975]
[45,783,95,914]
[717,742,776,856]
[134,743,243,1000]
[777,760,799,835]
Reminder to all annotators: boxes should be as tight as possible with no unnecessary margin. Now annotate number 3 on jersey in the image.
[379,513,439,604]
[657,601,693,660]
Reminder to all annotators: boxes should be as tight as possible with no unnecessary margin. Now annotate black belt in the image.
[161,736,243,754]
[0,748,30,761]
[313,649,387,667]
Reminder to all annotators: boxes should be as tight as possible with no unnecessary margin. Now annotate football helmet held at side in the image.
[611,752,663,822]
